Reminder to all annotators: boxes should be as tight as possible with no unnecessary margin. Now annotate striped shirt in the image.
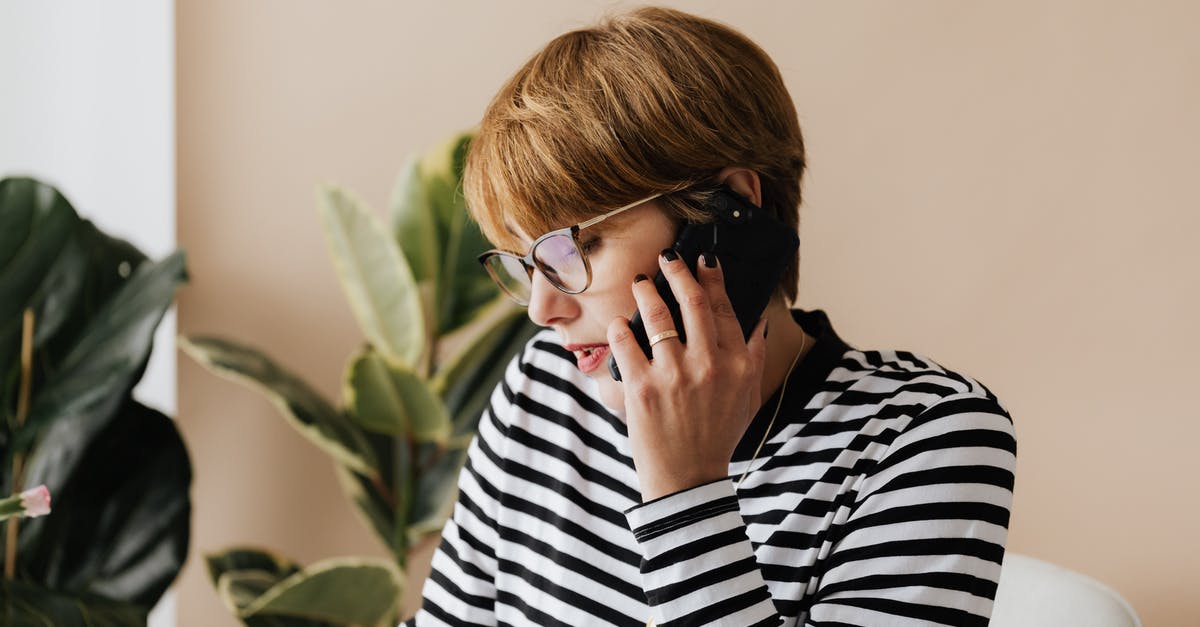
[410,310,1017,626]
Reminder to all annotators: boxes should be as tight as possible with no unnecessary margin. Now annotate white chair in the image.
[990,553,1141,627]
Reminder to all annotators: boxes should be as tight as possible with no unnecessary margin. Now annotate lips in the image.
[564,343,610,375]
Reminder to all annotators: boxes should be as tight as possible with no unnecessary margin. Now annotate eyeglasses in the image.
[477,193,662,305]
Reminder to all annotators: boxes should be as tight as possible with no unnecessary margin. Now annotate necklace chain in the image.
[734,331,808,491]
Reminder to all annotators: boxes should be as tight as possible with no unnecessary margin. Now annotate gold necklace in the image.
[735,330,808,490]
[647,331,808,627]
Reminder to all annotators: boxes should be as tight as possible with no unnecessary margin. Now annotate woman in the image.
[410,7,1016,626]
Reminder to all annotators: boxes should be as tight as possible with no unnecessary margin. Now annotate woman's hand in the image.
[607,249,768,502]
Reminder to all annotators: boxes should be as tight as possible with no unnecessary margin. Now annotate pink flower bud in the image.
[19,485,51,517]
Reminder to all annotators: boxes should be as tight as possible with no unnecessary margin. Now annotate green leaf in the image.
[431,296,521,379]
[345,347,451,444]
[389,157,439,289]
[37,220,148,364]
[407,442,469,545]
[12,250,186,469]
[0,177,190,622]
[231,557,402,626]
[180,336,376,474]
[388,133,502,342]
[216,571,338,627]
[0,219,149,422]
[205,547,302,589]
[0,177,83,382]
[435,310,540,439]
[333,462,401,563]
[220,570,281,612]
[318,185,425,369]
[14,400,191,608]
[419,134,500,335]
[0,177,79,312]
[0,580,148,627]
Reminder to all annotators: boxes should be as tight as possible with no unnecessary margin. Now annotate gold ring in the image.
[648,329,680,347]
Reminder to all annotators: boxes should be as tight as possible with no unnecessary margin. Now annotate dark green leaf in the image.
[438,314,539,439]
[0,177,79,315]
[38,220,148,365]
[333,462,400,563]
[12,250,186,482]
[14,400,191,607]
[0,580,147,627]
[0,218,147,443]
[180,336,377,474]
[0,177,82,405]
[407,442,468,545]
[205,547,302,591]
[421,134,501,334]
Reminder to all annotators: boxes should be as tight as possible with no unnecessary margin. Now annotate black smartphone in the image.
[608,186,799,381]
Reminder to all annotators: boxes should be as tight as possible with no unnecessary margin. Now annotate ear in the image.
[714,167,762,208]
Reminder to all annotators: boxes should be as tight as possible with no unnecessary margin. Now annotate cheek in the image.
[584,256,662,322]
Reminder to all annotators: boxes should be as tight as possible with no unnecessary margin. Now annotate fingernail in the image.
[660,248,679,262]
[701,252,716,268]
[634,273,649,283]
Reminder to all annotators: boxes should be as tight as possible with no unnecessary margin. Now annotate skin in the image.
[523,168,814,501]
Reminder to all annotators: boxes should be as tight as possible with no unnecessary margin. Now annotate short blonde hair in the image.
[464,6,806,301]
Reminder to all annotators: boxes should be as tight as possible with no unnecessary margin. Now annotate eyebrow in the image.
[499,218,533,255]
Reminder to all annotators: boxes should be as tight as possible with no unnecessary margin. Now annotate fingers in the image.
[631,269,685,359]
[607,316,649,381]
[653,249,718,352]
[693,252,744,348]
[653,248,748,351]
[624,248,754,380]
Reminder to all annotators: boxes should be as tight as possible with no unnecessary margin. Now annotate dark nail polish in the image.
[634,273,649,283]
[661,248,679,262]
[701,252,716,268]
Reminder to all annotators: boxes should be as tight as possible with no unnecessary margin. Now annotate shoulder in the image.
[830,348,1010,421]
[825,347,1016,469]
[811,346,1015,454]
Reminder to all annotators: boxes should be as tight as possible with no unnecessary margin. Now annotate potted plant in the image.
[183,132,538,625]
[0,176,191,625]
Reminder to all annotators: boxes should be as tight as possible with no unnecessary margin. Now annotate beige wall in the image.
[177,1,1199,625]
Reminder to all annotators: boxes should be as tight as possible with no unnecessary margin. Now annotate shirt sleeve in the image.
[625,392,1017,627]
[626,478,782,627]
[406,358,521,626]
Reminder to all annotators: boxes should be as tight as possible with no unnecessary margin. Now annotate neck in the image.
[759,301,813,403]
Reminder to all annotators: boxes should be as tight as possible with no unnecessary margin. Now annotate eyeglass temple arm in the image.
[576,193,663,230]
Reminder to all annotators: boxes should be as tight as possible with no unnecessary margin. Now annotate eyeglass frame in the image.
[477,192,664,305]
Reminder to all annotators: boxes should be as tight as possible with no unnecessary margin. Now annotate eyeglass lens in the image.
[532,234,588,292]
[484,254,533,304]
[485,232,589,304]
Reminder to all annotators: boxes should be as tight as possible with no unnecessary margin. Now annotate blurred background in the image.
[5,1,1198,625]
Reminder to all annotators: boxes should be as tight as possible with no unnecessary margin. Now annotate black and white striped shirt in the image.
[410,310,1016,626]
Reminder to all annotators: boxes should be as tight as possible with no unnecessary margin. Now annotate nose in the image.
[526,270,578,328]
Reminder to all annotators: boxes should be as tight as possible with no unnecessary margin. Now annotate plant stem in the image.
[5,309,34,579]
